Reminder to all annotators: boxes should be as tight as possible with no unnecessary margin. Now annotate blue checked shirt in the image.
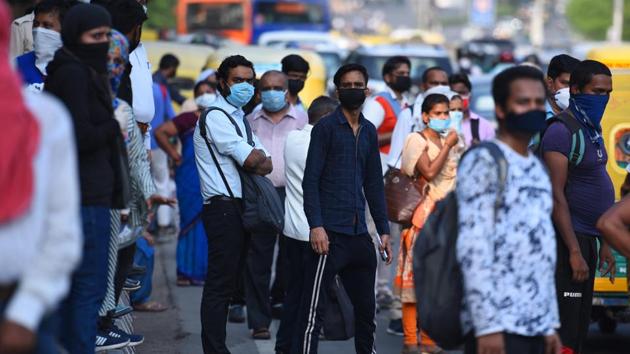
[303,107,390,236]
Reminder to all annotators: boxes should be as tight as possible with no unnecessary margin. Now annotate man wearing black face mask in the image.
[281,54,309,112]
[45,4,124,353]
[542,60,616,354]
[457,66,562,354]
[363,55,411,156]
[298,64,392,354]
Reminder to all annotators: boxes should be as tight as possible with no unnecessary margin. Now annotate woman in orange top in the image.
[394,93,463,354]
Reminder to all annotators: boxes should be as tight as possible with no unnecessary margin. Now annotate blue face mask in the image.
[428,117,451,133]
[261,90,287,112]
[572,94,610,128]
[226,82,255,108]
[449,111,464,132]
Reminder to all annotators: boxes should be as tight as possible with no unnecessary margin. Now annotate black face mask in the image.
[338,88,366,110]
[504,110,547,135]
[288,79,305,95]
[71,42,109,74]
[389,75,412,92]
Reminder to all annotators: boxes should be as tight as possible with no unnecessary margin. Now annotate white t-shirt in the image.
[129,43,155,124]
[282,124,313,241]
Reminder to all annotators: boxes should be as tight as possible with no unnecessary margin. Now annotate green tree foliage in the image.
[145,0,177,30]
[566,0,630,40]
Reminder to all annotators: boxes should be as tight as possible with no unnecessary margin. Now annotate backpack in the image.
[413,142,508,349]
[322,276,355,341]
[534,110,586,166]
[198,107,284,234]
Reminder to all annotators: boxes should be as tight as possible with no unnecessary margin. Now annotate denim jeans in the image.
[130,237,155,305]
[60,206,111,354]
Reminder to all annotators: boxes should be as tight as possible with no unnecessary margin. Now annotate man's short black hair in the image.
[421,66,447,84]
[422,93,450,114]
[308,96,339,125]
[34,0,77,23]
[547,54,580,80]
[449,72,472,92]
[333,63,368,88]
[281,54,309,74]
[101,0,147,35]
[382,55,411,78]
[159,54,179,71]
[492,66,546,110]
[216,55,255,82]
[569,60,612,92]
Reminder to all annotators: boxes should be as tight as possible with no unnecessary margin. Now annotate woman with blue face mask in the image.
[394,93,463,354]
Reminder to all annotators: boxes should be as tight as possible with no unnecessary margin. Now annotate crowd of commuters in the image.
[2,1,630,354]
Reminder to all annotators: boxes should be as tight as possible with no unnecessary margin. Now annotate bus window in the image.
[187,3,244,32]
[253,2,325,25]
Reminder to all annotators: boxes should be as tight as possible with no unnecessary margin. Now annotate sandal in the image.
[177,276,192,287]
[420,345,444,354]
[133,301,168,312]
[252,328,271,340]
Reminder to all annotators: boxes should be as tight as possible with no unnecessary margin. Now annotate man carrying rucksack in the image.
[541,60,616,354]
[456,66,562,354]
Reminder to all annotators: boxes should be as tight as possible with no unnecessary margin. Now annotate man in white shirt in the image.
[244,71,308,337]
[275,96,338,354]
[193,55,272,354]
[0,90,82,353]
[363,56,412,172]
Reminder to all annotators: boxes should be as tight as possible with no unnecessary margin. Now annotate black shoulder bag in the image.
[198,107,284,234]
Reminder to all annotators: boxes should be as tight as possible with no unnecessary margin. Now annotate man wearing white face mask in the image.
[16,0,73,92]
[546,54,580,118]
[245,70,307,339]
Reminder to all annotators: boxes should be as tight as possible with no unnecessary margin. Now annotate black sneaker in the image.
[111,326,144,347]
[95,330,130,352]
[228,304,245,323]
[386,318,404,336]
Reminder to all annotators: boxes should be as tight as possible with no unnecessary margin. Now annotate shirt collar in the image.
[468,110,481,120]
[213,93,242,117]
[335,106,366,126]
[253,104,297,121]
[303,124,313,133]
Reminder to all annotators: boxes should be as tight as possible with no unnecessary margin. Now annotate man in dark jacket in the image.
[44,4,122,353]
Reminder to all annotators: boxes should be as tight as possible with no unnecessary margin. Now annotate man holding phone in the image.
[297,64,392,354]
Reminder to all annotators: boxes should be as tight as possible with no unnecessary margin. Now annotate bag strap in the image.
[470,118,480,143]
[462,141,508,212]
[555,111,585,166]
[198,107,236,199]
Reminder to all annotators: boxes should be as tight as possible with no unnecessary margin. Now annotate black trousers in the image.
[556,232,597,354]
[295,231,377,354]
[245,187,287,330]
[464,333,545,354]
[275,237,312,353]
[200,199,250,354]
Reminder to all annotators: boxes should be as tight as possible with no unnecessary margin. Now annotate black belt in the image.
[0,283,17,301]
[206,195,241,203]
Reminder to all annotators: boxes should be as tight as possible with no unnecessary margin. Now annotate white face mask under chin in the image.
[33,27,62,75]
[554,87,570,110]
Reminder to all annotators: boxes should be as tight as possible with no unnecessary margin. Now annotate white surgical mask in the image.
[33,27,62,75]
[555,87,570,110]
[195,93,216,109]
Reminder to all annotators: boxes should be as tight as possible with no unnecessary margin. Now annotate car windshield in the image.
[352,54,452,82]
